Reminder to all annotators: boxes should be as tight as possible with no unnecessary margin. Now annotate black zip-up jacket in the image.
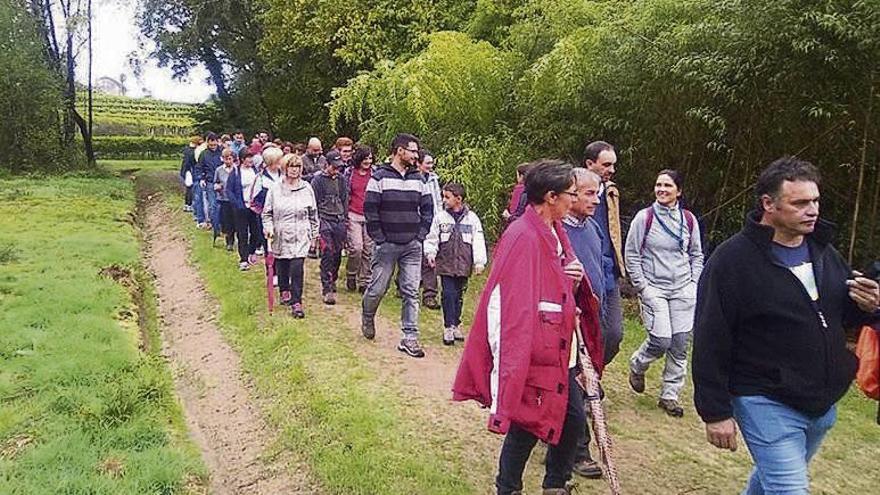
[693,211,876,422]
[363,162,433,245]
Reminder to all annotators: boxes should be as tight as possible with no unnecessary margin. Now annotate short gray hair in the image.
[573,168,600,186]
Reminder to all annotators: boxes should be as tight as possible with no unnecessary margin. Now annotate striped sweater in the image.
[364,162,434,245]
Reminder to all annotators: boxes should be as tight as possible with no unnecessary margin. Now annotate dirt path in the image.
[140,184,317,495]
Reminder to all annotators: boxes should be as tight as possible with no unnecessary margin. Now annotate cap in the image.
[325,150,344,168]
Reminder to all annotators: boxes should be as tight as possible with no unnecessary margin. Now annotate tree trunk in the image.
[848,76,874,264]
[200,46,238,124]
[87,0,93,141]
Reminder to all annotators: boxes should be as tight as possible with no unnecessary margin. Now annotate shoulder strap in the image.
[684,209,695,249]
[640,207,654,253]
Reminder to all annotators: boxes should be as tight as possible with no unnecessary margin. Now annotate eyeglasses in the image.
[405,147,419,153]
[559,190,578,198]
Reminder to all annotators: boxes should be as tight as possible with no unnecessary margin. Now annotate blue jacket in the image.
[225,166,247,210]
[563,215,606,313]
[197,147,223,182]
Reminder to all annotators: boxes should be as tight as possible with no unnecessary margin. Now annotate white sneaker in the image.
[443,327,455,346]
[239,261,249,271]
[255,246,264,256]
[273,275,278,287]
[452,325,465,341]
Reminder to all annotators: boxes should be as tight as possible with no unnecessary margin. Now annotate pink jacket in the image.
[453,206,600,445]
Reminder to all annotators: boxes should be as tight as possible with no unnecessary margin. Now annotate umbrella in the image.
[265,241,275,313]
[575,322,622,495]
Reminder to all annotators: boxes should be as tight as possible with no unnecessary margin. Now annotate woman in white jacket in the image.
[624,169,704,417]
[262,153,319,318]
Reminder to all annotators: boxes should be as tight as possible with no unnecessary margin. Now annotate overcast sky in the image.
[82,0,215,103]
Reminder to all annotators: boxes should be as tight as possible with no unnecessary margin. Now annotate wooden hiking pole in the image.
[575,321,622,494]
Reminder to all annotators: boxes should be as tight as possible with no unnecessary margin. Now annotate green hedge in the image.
[94,136,188,160]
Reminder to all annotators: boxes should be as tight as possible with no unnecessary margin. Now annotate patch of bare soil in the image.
[141,185,318,495]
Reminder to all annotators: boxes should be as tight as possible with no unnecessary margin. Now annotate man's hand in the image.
[426,256,436,268]
[705,418,738,452]
[199,179,207,188]
[563,259,585,284]
[474,264,484,275]
[848,271,880,313]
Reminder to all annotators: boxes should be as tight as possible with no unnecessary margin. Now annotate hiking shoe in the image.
[423,296,440,310]
[452,325,465,341]
[323,292,336,305]
[542,484,577,495]
[239,261,250,271]
[280,291,292,306]
[658,398,684,418]
[346,276,357,292]
[362,317,376,340]
[358,285,367,294]
[572,459,603,479]
[629,370,645,394]
[197,222,208,230]
[397,338,425,358]
[292,303,305,319]
[443,327,455,346]
[183,205,193,212]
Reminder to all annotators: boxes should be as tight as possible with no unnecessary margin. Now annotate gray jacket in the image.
[624,202,704,292]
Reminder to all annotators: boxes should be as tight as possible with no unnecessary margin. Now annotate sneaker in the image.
[225,243,234,252]
[292,302,305,319]
[273,275,278,288]
[357,285,367,294]
[346,276,357,292]
[362,317,376,340]
[452,325,465,341]
[629,370,645,394]
[239,261,250,271]
[658,398,684,418]
[280,291,292,306]
[323,292,336,305]
[197,222,208,230]
[397,338,425,358]
[183,205,193,212]
[255,246,264,256]
[572,459,603,479]
[423,296,440,310]
[443,327,455,346]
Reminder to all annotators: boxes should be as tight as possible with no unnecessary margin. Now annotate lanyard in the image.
[651,203,685,251]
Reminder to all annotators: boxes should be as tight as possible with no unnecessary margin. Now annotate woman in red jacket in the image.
[453,160,589,495]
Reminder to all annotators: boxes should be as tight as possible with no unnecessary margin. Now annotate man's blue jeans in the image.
[362,239,422,339]
[192,180,206,223]
[732,395,837,495]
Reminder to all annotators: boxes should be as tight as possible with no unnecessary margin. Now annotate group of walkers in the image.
[180,131,880,494]
[179,131,487,353]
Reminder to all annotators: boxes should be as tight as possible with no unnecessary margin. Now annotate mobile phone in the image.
[863,260,880,281]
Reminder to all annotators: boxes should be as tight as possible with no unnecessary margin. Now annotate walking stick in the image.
[575,321,622,495]
[265,238,275,313]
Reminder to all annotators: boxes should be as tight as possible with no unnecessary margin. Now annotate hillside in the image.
[76,91,197,137]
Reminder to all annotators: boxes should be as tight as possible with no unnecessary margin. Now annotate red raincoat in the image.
[452,206,602,445]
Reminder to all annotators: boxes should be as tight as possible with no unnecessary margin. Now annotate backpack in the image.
[855,324,880,424]
[640,206,696,252]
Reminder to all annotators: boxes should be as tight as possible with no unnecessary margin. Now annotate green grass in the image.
[100,159,180,173]
[0,176,205,493]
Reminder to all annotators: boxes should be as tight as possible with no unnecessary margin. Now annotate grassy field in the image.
[133,157,880,495]
[0,175,205,493]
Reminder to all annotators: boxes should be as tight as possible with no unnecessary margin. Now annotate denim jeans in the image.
[192,180,206,223]
[440,275,468,328]
[362,239,422,339]
[205,187,219,228]
[733,395,837,495]
[496,368,585,494]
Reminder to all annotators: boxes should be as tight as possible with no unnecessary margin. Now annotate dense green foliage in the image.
[94,136,189,160]
[0,0,67,173]
[140,0,880,262]
[76,92,197,137]
[0,177,204,492]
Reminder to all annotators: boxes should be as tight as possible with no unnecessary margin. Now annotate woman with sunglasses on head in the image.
[262,153,319,318]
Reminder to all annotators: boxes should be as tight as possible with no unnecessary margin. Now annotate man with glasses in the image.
[362,133,435,358]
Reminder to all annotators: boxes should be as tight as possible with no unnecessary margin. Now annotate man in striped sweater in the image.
[361,133,435,358]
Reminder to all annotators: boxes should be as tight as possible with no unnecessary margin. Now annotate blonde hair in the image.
[221,148,234,158]
[262,147,284,167]
[279,153,303,172]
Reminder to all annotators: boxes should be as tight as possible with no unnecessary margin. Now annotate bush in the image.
[93,136,188,160]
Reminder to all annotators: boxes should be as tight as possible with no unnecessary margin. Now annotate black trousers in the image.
[319,218,346,294]
[233,207,262,263]
[276,258,305,303]
[219,201,236,247]
[496,368,585,494]
[184,185,193,206]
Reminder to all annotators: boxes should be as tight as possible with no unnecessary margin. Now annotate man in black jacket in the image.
[693,157,879,494]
